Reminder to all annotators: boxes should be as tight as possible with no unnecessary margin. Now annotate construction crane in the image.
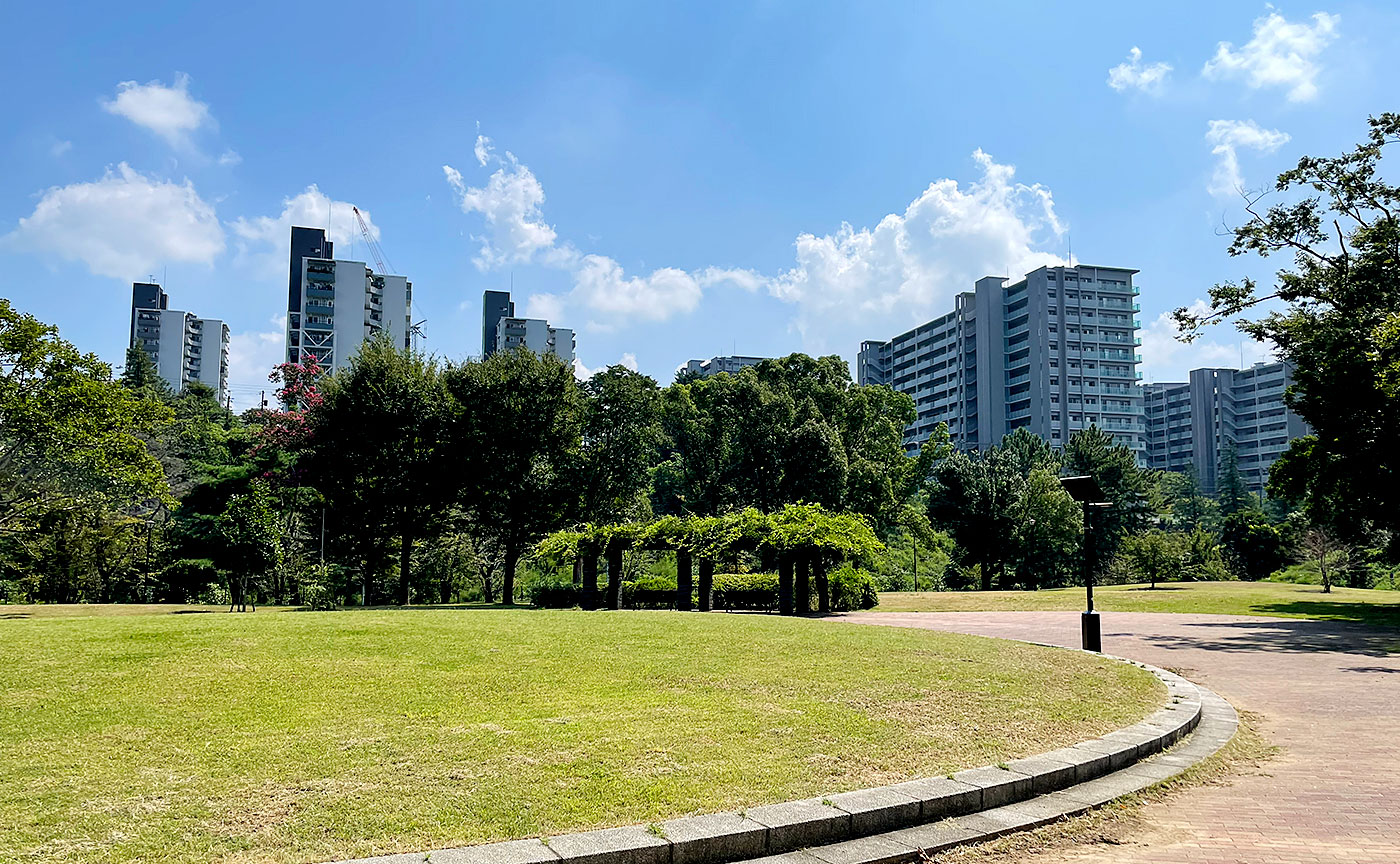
[353,205,427,349]
[352,206,394,276]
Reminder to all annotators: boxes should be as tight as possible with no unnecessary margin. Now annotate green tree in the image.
[447,348,582,604]
[1216,441,1252,516]
[0,300,170,532]
[1219,511,1291,581]
[305,339,454,605]
[1123,529,1178,589]
[576,366,663,524]
[1014,467,1082,589]
[1176,113,1400,545]
[215,482,280,611]
[120,343,172,399]
[927,448,1025,590]
[1158,467,1217,531]
[1062,427,1153,579]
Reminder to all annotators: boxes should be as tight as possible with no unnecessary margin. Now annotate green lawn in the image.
[875,581,1400,628]
[0,608,1159,864]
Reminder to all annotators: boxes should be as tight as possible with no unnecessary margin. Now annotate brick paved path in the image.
[834,611,1400,864]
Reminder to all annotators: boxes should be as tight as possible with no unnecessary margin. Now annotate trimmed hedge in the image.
[712,572,778,612]
[829,565,879,611]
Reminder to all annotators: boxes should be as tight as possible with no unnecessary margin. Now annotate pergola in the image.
[535,504,883,615]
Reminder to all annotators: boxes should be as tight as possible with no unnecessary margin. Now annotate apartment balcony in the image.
[1007,406,1032,420]
[304,320,334,332]
[1006,371,1031,386]
[305,301,334,313]
[306,286,335,300]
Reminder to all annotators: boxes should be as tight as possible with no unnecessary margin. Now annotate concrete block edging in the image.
[335,652,1226,864]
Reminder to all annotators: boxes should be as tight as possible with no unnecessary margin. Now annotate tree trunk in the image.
[581,542,599,610]
[795,555,810,613]
[398,512,413,606]
[778,555,794,615]
[573,557,582,588]
[502,547,519,605]
[605,543,624,610]
[698,557,713,612]
[815,557,830,614]
[979,552,992,592]
[676,549,693,612]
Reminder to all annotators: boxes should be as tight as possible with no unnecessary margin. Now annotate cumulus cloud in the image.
[767,149,1066,351]
[4,163,224,280]
[1205,119,1291,198]
[572,352,640,382]
[446,132,760,329]
[1140,301,1273,383]
[444,135,560,269]
[1107,47,1173,94]
[101,72,213,148]
[217,149,242,167]
[228,185,383,280]
[445,137,1067,349]
[1203,10,1339,102]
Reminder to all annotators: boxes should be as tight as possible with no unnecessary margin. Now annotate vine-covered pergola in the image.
[535,504,883,615]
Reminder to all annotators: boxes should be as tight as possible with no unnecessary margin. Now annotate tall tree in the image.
[1176,113,1400,545]
[1216,441,1252,516]
[0,300,170,531]
[305,338,453,605]
[576,366,663,524]
[215,481,281,611]
[927,448,1025,590]
[448,347,581,604]
[120,343,172,399]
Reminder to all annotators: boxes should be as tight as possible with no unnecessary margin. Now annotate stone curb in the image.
[332,651,1213,864]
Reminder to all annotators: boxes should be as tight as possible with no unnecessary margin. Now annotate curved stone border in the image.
[336,651,1227,864]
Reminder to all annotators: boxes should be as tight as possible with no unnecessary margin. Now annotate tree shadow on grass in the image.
[1248,600,1400,630]
[1137,617,1400,658]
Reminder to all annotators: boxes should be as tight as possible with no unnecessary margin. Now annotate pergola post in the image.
[580,541,599,610]
[676,549,693,612]
[777,554,794,615]
[815,556,831,614]
[795,554,810,614]
[698,557,714,612]
[606,542,624,610]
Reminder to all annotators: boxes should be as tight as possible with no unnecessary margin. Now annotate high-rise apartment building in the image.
[129,282,229,401]
[284,227,412,372]
[683,355,768,378]
[480,291,574,364]
[482,290,514,357]
[858,264,1145,458]
[1144,361,1310,494]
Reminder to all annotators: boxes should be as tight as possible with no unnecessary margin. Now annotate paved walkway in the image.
[833,611,1400,864]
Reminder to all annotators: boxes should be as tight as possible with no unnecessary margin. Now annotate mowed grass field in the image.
[0,608,1160,864]
[875,581,1400,628]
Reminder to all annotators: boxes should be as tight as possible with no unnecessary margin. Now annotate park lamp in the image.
[1059,475,1113,653]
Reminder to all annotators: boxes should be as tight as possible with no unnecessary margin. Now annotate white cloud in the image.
[1203,11,1339,102]
[619,352,638,371]
[225,316,287,409]
[1205,119,1290,198]
[1140,301,1274,383]
[445,139,1065,348]
[228,185,383,280]
[444,134,560,269]
[767,149,1065,352]
[4,163,224,280]
[50,140,73,157]
[101,72,213,148]
[572,352,639,382]
[1107,47,1173,94]
[217,149,242,167]
[572,256,702,326]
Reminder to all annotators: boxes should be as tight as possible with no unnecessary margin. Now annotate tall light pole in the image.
[1060,475,1113,652]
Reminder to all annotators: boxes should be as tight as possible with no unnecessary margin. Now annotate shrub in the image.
[529,576,580,609]
[622,575,678,609]
[829,565,879,611]
[160,558,218,603]
[300,564,339,611]
[712,571,777,611]
[201,582,231,607]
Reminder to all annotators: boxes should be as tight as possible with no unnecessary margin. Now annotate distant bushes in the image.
[829,565,878,611]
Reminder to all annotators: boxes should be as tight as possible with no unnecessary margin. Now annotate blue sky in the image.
[3,1,1397,407]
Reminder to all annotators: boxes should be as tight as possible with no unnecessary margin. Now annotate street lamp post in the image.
[1059,475,1113,652]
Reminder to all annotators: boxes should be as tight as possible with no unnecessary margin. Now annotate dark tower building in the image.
[482,289,515,356]
[286,227,333,362]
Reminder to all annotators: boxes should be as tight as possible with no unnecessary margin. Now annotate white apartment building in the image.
[495,316,575,364]
[129,282,229,400]
[285,228,412,372]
